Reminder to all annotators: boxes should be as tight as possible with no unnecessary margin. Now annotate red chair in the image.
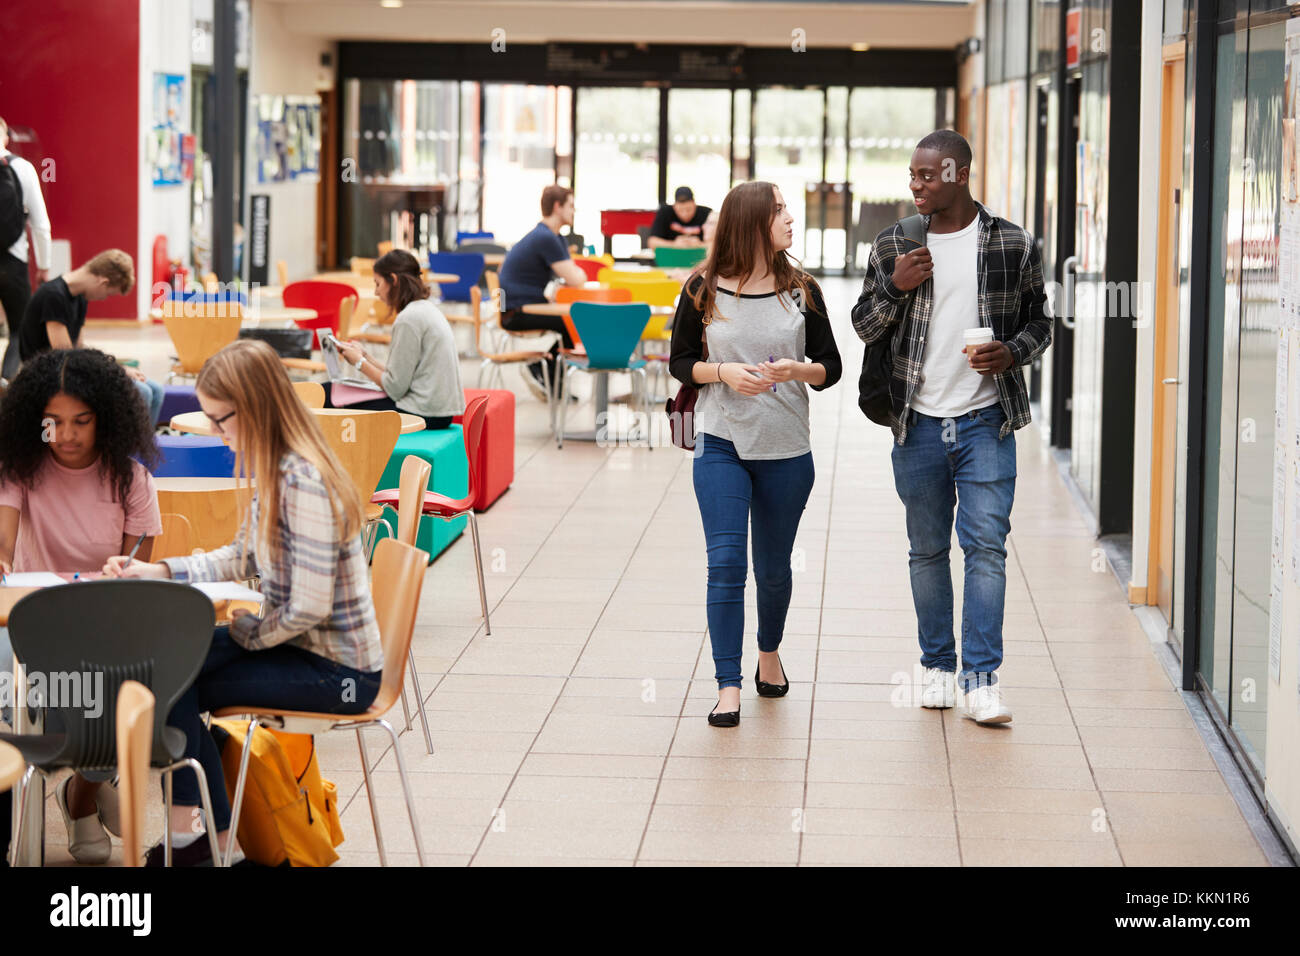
[371,396,492,635]
[571,258,605,282]
[282,281,359,348]
[454,388,513,511]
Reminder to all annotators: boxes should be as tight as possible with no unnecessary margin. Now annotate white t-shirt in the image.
[910,214,999,418]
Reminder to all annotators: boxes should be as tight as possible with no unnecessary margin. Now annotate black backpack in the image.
[857,214,925,427]
[0,155,26,251]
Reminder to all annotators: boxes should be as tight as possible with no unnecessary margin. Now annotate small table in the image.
[170,409,427,436]
[520,302,673,443]
[483,253,504,268]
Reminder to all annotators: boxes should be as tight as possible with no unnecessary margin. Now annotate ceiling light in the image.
[380,0,403,8]
[851,42,870,52]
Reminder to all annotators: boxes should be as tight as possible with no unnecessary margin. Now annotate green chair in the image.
[373,427,468,562]
[653,246,707,268]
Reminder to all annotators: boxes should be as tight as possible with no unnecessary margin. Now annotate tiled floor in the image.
[29,278,1269,866]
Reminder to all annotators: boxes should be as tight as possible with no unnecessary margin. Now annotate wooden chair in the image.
[383,456,434,753]
[214,537,430,867]
[155,512,197,559]
[376,240,394,256]
[115,681,155,868]
[350,256,375,276]
[155,478,243,553]
[276,260,289,287]
[292,380,326,408]
[200,272,220,293]
[162,307,244,382]
[309,409,402,552]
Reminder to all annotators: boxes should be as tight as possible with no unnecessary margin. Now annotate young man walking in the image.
[0,116,53,381]
[852,130,1052,724]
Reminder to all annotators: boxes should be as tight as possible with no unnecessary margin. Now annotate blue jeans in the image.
[891,404,1016,692]
[170,627,381,831]
[692,434,815,690]
[133,377,165,425]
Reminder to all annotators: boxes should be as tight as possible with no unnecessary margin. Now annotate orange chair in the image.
[282,281,359,348]
[555,286,632,351]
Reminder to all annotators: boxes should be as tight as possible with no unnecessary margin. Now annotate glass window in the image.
[667,89,732,215]
[753,88,825,267]
[482,84,564,246]
[987,0,1006,86]
[733,89,752,183]
[1006,0,1030,80]
[1035,0,1061,75]
[574,87,660,256]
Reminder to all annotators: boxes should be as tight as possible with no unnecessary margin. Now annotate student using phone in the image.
[0,348,162,864]
[322,249,464,430]
[103,339,384,866]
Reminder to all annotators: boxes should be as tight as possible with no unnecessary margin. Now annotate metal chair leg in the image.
[468,510,491,636]
[399,683,413,732]
[375,718,427,866]
[7,764,35,867]
[159,758,224,867]
[406,647,435,753]
[222,718,260,867]
[355,726,387,866]
[540,358,555,435]
[556,362,570,448]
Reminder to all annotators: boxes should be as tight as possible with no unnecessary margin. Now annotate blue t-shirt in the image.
[498,222,569,310]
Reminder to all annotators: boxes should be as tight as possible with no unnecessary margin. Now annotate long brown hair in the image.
[196,339,363,563]
[374,249,430,315]
[687,180,816,323]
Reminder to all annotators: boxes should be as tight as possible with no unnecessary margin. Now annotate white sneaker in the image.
[962,684,1013,724]
[95,780,122,838]
[57,777,112,864]
[920,667,956,709]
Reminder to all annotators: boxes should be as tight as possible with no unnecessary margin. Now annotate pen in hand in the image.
[769,356,777,391]
[124,532,147,570]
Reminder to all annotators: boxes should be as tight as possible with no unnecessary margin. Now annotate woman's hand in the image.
[102,557,170,579]
[720,362,773,397]
[757,358,801,384]
[123,366,148,383]
[339,341,366,366]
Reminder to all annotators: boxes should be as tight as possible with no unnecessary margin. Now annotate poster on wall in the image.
[149,72,187,187]
[255,94,321,184]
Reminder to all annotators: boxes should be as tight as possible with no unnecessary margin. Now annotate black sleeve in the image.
[668,277,708,386]
[23,285,71,337]
[649,205,675,240]
[802,281,842,392]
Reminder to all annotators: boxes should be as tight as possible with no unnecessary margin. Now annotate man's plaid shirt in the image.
[851,203,1053,445]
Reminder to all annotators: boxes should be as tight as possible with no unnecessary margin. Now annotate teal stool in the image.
[374,427,468,562]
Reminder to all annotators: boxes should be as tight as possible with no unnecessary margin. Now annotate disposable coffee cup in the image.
[963,328,993,350]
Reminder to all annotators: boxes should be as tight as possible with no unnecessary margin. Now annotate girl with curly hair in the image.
[0,347,163,864]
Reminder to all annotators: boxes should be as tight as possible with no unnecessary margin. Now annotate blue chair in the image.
[455,230,494,246]
[427,252,485,304]
[557,302,652,449]
[152,436,236,478]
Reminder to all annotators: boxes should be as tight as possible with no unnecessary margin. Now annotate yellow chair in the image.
[310,408,402,552]
[596,267,667,284]
[292,380,326,408]
[115,681,155,868]
[213,537,430,867]
[162,306,244,382]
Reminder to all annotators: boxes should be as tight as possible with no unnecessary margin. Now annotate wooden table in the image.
[170,409,427,436]
[483,253,504,268]
[150,305,316,329]
[520,302,674,443]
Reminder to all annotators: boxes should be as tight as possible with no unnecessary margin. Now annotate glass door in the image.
[667,89,732,214]
[753,88,825,268]
[574,87,660,255]
[481,84,567,245]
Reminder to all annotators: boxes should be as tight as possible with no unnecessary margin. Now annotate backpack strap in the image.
[898,213,926,249]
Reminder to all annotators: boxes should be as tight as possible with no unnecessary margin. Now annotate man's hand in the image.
[964,341,1014,375]
[891,248,932,292]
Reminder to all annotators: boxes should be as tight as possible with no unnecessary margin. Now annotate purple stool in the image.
[159,385,202,424]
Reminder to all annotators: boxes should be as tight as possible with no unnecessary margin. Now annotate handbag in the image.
[664,328,707,451]
[857,213,925,427]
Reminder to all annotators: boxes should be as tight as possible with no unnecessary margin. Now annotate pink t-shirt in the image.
[0,456,163,573]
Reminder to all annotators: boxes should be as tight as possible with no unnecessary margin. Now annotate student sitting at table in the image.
[497,184,588,397]
[323,249,465,429]
[103,338,384,867]
[648,186,712,249]
[17,249,165,425]
[0,348,162,865]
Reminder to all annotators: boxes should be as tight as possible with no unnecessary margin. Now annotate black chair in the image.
[1,580,223,867]
[238,327,314,360]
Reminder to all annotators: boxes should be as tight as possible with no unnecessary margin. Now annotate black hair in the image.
[374,249,430,315]
[0,348,158,505]
[915,129,973,172]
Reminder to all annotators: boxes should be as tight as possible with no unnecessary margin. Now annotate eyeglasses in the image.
[207,409,236,435]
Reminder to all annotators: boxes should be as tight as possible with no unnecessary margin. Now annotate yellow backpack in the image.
[212,720,345,867]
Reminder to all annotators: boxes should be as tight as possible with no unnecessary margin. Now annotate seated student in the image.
[648,187,712,249]
[497,185,587,397]
[323,249,465,429]
[18,249,164,425]
[0,348,162,865]
[104,339,384,867]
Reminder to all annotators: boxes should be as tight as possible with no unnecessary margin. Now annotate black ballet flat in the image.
[708,703,741,727]
[755,657,790,698]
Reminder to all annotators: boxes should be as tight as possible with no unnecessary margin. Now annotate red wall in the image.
[0,0,139,318]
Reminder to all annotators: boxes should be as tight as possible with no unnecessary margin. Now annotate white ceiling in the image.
[266,0,978,48]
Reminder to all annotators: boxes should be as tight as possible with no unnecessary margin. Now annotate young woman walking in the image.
[668,181,841,727]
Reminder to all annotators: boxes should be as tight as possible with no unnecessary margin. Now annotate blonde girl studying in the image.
[104,338,384,866]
